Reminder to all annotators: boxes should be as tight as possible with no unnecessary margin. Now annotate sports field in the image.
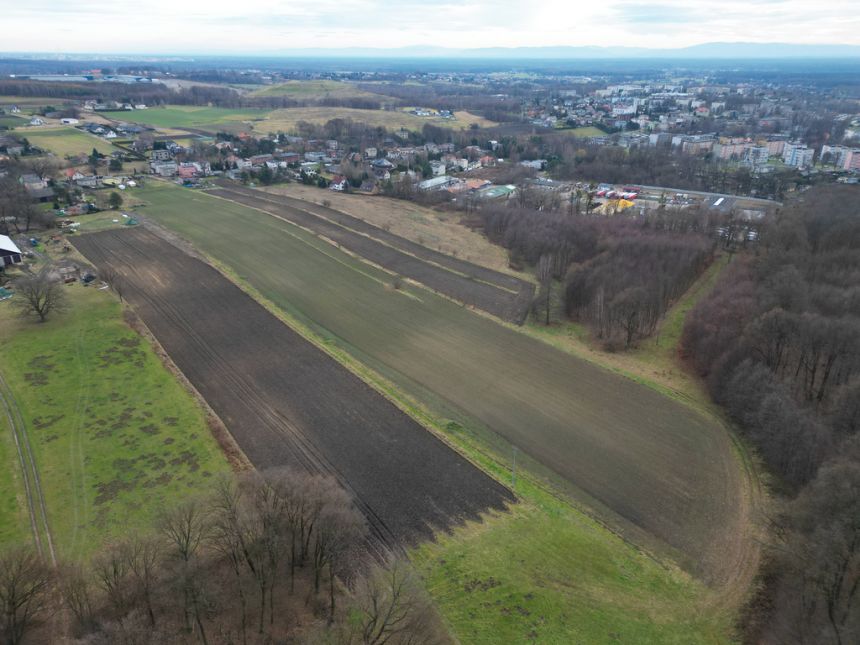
[14,127,116,157]
[133,182,753,587]
[0,281,232,558]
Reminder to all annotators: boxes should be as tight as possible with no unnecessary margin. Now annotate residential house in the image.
[150,161,178,177]
[329,175,349,191]
[519,159,546,170]
[150,149,173,162]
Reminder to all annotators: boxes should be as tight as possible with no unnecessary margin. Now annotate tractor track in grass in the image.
[74,227,514,552]
[0,369,56,564]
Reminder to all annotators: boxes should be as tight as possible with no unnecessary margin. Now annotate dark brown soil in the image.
[74,227,514,548]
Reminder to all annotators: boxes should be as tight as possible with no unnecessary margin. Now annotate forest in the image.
[481,205,719,347]
[0,470,442,645]
[682,185,860,644]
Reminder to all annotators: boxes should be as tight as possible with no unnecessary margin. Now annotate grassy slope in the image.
[133,182,743,642]
[100,106,267,130]
[259,184,527,279]
[14,127,116,157]
[249,80,385,100]
[0,282,231,559]
[557,125,607,137]
[255,107,496,134]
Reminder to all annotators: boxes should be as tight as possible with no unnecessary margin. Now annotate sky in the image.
[1,0,858,54]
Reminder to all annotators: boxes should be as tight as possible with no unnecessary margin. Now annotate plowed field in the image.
[74,227,514,547]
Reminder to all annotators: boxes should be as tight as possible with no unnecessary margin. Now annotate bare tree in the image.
[535,253,553,325]
[0,547,53,645]
[13,267,67,322]
[100,266,126,302]
[93,545,133,623]
[58,562,98,636]
[122,537,162,628]
[159,500,211,644]
[209,477,252,645]
[350,557,444,645]
[310,493,366,620]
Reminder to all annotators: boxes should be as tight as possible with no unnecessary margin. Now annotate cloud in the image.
[614,3,699,25]
[0,0,857,54]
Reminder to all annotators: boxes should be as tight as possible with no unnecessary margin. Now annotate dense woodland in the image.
[0,470,442,645]
[682,185,860,644]
[482,205,719,347]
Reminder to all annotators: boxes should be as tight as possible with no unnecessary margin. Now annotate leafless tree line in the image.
[0,470,445,645]
[481,205,714,348]
[681,186,860,643]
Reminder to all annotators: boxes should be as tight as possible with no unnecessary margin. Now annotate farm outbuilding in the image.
[0,235,22,267]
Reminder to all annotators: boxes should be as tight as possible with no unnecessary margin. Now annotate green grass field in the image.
[249,79,387,100]
[130,182,752,640]
[255,107,496,134]
[100,106,267,131]
[557,126,607,137]
[0,281,232,559]
[13,127,116,158]
[0,114,26,129]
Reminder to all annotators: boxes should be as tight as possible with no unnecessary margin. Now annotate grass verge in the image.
[0,278,232,559]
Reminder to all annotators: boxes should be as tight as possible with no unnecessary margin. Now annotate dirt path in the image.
[0,369,56,565]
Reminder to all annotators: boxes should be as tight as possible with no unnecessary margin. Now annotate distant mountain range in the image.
[258,42,860,60]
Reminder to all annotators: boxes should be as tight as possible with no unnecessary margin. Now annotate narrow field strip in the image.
[208,183,534,323]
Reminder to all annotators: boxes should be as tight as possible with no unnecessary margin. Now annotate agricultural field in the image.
[99,105,267,131]
[0,278,232,559]
[131,181,754,589]
[0,114,26,129]
[255,107,496,134]
[523,254,733,417]
[13,126,116,158]
[208,182,534,322]
[248,79,389,101]
[73,227,513,546]
[260,183,523,277]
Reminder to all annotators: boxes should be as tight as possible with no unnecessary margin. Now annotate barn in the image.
[0,235,22,267]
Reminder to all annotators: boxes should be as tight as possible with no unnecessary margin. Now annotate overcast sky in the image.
[2,0,857,54]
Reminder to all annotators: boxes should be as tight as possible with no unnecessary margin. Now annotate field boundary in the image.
[121,308,253,473]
